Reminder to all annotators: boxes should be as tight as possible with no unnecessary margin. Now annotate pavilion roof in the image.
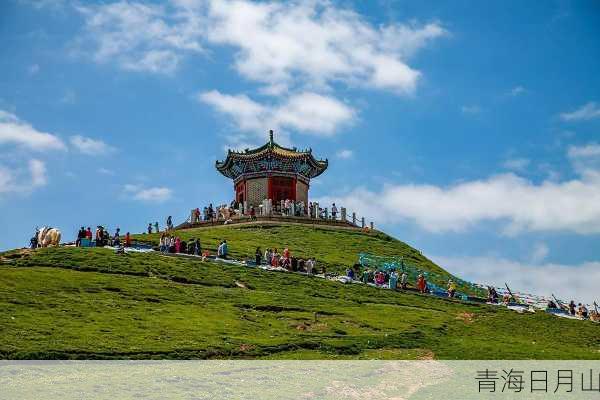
[215,130,328,180]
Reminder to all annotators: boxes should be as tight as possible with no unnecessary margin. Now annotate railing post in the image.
[361,217,365,228]
[352,212,356,225]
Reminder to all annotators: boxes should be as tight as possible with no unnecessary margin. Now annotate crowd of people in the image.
[63,221,596,322]
[254,247,318,273]
[159,233,203,256]
[74,226,131,248]
[185,200,346,224]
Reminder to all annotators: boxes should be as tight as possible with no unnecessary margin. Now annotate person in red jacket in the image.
[125,232,131,247]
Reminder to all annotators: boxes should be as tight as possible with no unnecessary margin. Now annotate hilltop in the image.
[0,223,598,359]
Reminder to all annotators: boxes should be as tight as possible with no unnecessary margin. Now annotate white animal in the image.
[37,227,61,247]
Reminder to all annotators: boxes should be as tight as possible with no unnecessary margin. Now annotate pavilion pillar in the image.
[361,217,365,228]
[352,212,356,225]
[341,207,346,222]
[267,176,273,201]
[370,221,374,230]
[312,202,318,219]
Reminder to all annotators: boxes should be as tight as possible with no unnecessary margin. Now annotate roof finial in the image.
[269,129,274,145]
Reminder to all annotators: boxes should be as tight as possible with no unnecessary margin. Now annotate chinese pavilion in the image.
[216,130,328,208]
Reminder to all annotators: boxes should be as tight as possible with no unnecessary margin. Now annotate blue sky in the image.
[1,0,599,302]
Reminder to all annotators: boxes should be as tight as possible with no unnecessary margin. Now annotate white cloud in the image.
[530,242,549,264]
[124,184,172,203]
[432,254,600,305]
[560,102,600,122]
[502,157,530,172]
[76,0,445,95]
[315,144,600,235]
[460,105,481,114]
[336,149,354,159]
[0,159,47,194]
[75,1,204,74]
[198,90,354,143]
[567,143,600,177]
[204,0,444,95]
[0,110,66,151]
[70,135,115,155]
[509,86,525,96]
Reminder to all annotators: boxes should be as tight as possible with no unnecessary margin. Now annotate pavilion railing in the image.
[185,200,375,230]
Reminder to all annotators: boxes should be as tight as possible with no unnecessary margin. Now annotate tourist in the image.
[400,271,408,290]
[30,232,38,249]
[180,239,188,254]
[166,216,173,231]
[250,206,256,220]
[346,267,354,280]
[125,232,131,247]
[297,258,305,272]
[154,222,159,233]
[375,271,386,286]
[283,247,290,259]
[194,238,201,256]
[271,249,280,267]
[147,223,152,234]
[85,227,92,240]
[331,203,337,220]
[175,237,181,253]
[389,270,398,290]
[569,300,576,316]
[361,268,370,284]
[255,247,262,266]
[263,248,271,266]
[169,235,175,252]
[159,233,166,252]
[74,227,84,247]
[417,274,426,294]
[306,258,314,274]
[447,279,457,298]
[487,286,498,303]
[217,240,228,259]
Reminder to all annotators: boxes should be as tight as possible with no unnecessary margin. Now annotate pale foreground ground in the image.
[1,361,599,399]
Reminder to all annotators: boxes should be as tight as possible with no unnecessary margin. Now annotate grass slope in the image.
[133,223,448,275]
[0,224,598,360]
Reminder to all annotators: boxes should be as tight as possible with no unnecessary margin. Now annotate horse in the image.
[37,226,61,248]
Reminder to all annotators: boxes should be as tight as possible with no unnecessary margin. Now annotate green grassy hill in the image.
[0,223,598,359]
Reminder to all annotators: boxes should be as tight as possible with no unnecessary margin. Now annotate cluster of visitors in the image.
[280,199,306,216]
[307,202,340,220]
[567,300,589,318]
[256,247,318,273]
[159,233,202,256]
[75,226,130,247]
